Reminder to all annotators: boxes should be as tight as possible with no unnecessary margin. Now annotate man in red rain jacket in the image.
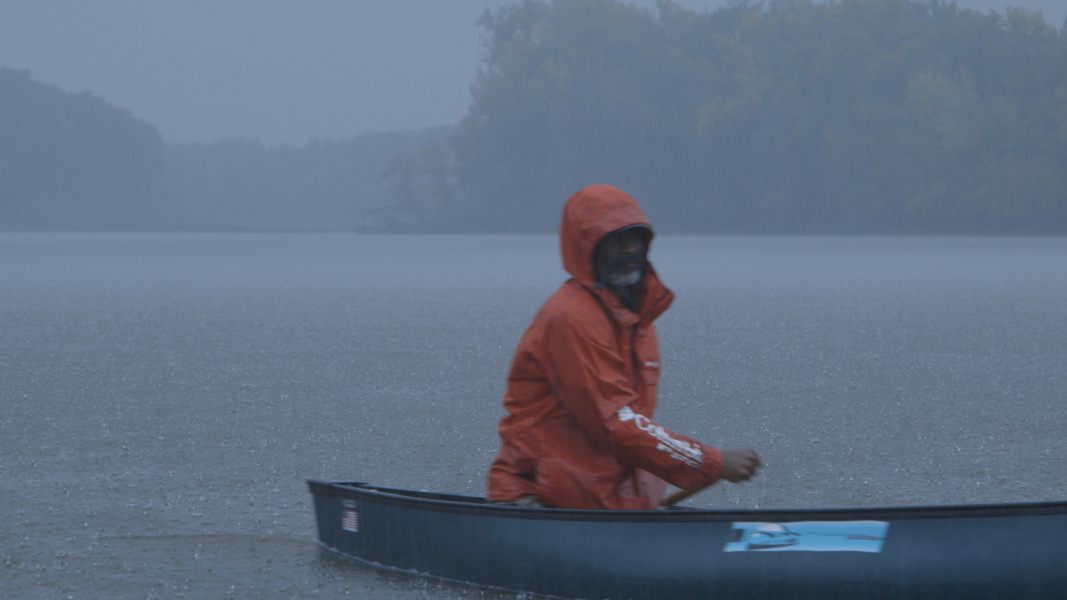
[487,184,761,510]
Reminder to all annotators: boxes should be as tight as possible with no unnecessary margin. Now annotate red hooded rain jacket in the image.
[487,184,723,510]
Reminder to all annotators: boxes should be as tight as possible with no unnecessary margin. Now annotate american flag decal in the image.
[342,509,359,532]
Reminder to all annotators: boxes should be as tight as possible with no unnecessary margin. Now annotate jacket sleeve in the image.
[543,302,723,490]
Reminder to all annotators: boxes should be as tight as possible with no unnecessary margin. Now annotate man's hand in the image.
[720,448,762,483]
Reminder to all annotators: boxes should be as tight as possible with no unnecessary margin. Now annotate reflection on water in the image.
[2,233,1065,599]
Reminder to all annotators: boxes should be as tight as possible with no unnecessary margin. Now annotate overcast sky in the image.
[2,0,1062,146]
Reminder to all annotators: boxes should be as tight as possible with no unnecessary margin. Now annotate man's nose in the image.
[620,238,643,255]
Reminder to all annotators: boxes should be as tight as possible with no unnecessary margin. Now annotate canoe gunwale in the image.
[309,479,1067,522]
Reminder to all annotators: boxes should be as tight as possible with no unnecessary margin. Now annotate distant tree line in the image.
[0,68,173,229]
[439,0,1067,233]
[0,67,444,232]
[2,0,1065,234]
[164,128,447,231]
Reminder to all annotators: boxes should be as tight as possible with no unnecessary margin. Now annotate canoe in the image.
[308,480,1067,599]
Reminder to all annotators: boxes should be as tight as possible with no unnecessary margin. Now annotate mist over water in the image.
[2,233,1064,599]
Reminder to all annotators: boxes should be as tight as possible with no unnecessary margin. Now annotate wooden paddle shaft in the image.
[660,485,710,506]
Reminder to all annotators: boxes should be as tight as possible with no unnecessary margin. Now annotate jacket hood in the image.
[559,185,653,285]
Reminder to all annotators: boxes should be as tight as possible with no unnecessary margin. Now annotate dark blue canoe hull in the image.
[308,480,1067,599]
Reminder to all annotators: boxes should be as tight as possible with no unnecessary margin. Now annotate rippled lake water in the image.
[2,233,1064,599]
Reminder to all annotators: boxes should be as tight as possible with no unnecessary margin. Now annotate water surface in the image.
[2,233,1064,599]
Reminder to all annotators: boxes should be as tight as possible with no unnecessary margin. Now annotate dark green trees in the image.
[5,0,1064,234]
[449,0,1067,233]
[0,68,170,229]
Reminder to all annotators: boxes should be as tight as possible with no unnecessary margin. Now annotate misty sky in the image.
[2,0,1062,146]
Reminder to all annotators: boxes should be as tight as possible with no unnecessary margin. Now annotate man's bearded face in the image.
[595,227,649,287]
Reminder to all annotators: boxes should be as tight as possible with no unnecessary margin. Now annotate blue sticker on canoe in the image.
[724,521,889,553]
